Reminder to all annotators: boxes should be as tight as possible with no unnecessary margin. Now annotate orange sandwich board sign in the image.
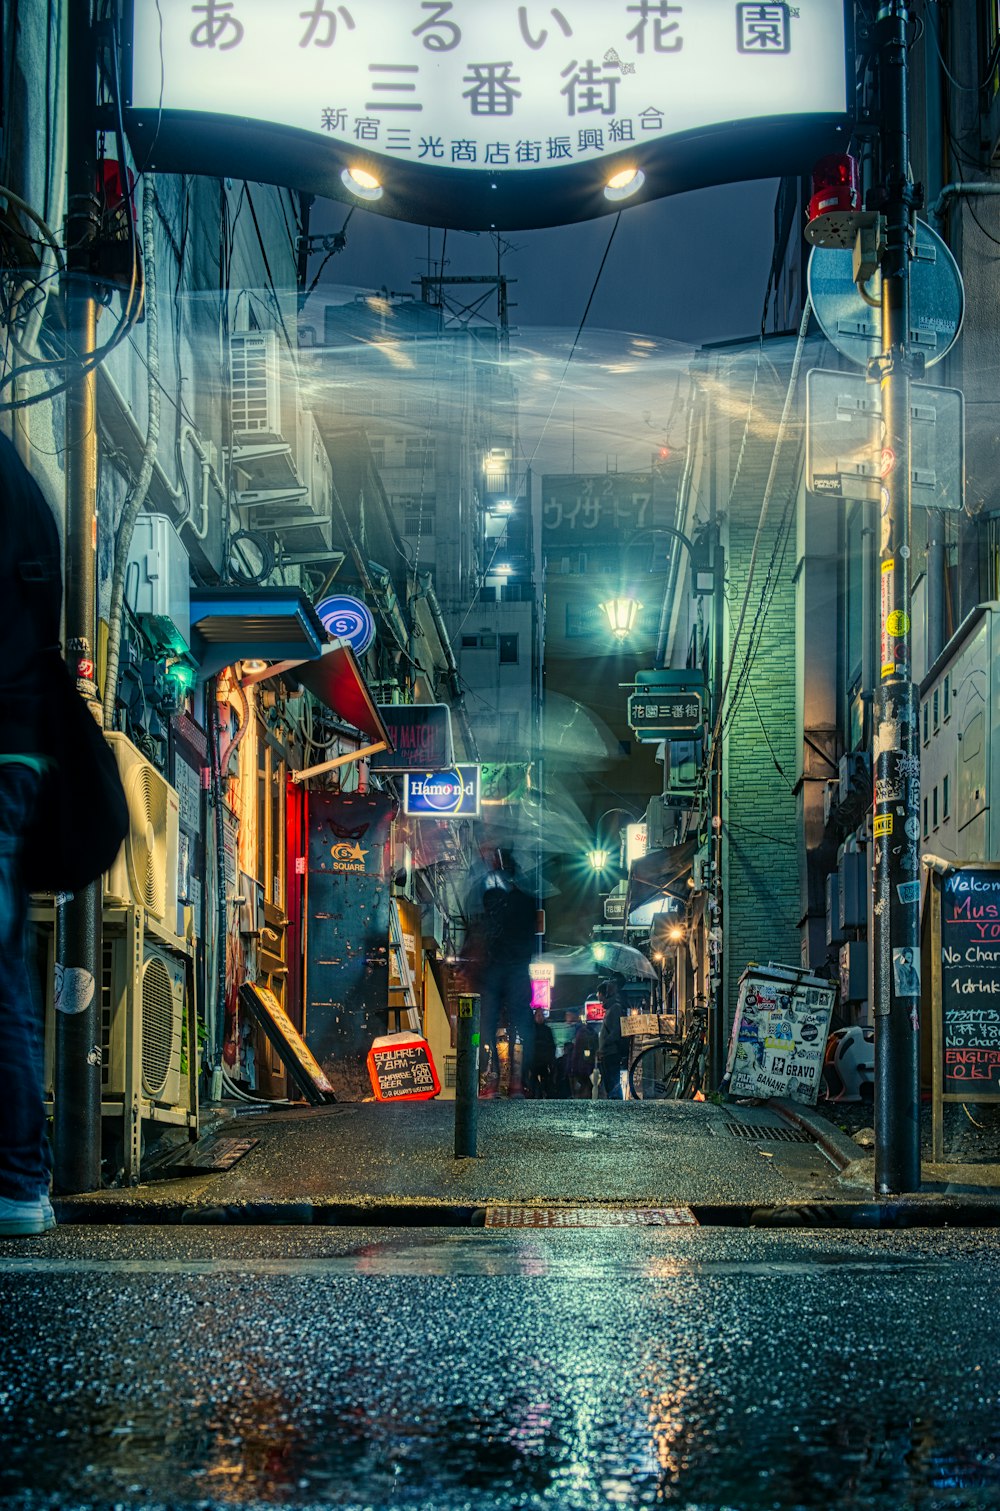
[239,982,337,1104]
[367,1032,441,1102]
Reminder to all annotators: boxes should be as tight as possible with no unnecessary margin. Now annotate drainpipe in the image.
[418,571,479,758]
[179,424,227,541]
[102,173,160,729]
[56,3,102,1194]
[929,182,1000,230]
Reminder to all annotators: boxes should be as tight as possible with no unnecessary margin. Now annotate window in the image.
[933,785,939,830]
[943,774,951,821]
[462,631,498,650]
[404,514,435,537]
[943,674,951,721]
[404,438,435,467]
[923,795,929,839]
[922,703,929,745]
[499,633,519,665]
[933,688,940,732]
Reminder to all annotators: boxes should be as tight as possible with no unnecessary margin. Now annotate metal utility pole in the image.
[55,3,103,1194]
[871,0,921,1193]
[708,517,726,1091]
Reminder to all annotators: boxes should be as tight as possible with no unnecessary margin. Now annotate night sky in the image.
[309,177,780,345]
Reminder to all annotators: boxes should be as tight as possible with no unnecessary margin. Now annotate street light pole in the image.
[871,0,921,1193]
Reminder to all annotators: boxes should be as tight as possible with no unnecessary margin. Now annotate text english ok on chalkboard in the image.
[941,869,1000,1096]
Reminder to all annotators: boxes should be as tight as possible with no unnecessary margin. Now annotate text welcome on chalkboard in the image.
[941,870,1000,1096]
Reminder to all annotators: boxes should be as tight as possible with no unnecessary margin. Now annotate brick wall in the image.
[717,348,803,1032]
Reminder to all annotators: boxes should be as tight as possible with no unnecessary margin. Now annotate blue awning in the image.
[189,587,328,679]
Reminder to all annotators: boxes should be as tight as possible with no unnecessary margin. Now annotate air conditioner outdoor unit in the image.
[102,938,188,1108]
[297,409,332,520]
[231,330,282,437]
[104,733,180,924]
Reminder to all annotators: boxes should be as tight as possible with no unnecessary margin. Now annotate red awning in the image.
[289,642,391,747]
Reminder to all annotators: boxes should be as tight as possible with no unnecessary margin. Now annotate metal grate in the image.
[141,954,175,1097]
[724,1122,814,1143]
[485,1205,697,1229]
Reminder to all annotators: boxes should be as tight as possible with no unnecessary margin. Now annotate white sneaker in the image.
[0,1194,51,1237]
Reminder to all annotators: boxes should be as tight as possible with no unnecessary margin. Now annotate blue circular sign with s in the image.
[315,594,376,655]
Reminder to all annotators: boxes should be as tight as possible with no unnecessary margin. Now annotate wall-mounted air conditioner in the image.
[102,938,188,1109]
[104,733,180,925]
[126,513,191,653]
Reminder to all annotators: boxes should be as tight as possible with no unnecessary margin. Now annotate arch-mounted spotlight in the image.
[341,166,383,202]
[604,167,645,203]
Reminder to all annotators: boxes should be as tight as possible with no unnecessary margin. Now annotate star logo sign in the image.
[330,841,368,867]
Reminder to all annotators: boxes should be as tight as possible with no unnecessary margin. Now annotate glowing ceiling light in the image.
[241,658,268,675]
[604,167,645,202]
[341,166,383,201]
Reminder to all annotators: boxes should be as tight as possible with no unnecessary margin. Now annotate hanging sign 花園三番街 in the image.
[126,0,851,231]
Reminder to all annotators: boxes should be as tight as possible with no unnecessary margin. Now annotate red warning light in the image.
[658,446,671,461]
[807,154,860,222]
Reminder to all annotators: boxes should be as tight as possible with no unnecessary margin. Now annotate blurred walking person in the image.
[525,1008,556,1098]
[477,853,535,1098]
[0,434,62,1237]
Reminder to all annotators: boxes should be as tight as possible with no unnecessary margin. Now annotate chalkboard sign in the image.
[367,1033,441,1102]
[929,864,1000,1161]
[939,869,1000,1093]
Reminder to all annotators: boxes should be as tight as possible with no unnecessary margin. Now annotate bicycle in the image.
[628,1007,708,1101]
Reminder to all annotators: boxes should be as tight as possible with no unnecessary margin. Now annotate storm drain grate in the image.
[724,1122,814,1143]
[485,1205,697,1228]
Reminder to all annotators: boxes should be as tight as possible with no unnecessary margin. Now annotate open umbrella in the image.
[541,941,657,981]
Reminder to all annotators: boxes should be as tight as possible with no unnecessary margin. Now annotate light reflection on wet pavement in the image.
[2,1225,999,1510]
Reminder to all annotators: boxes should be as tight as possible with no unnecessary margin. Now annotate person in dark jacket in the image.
[0,433,62,1237]
[476,855,536,1097]
[568,1010,599,1098]
[525,1008,556,1098]
[597,973,629,1100]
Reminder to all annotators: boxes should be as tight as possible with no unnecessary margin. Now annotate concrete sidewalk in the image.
[51,1096,1000,1225]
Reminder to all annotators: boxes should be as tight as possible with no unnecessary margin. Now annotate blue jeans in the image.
[0,764,48,1201]
[479,960,532,1074]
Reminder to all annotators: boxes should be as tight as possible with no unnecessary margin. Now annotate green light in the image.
[165,660,195,695]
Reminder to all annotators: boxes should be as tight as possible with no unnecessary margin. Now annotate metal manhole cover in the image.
[725,1123,814,1143]
[485,1205,697,1228]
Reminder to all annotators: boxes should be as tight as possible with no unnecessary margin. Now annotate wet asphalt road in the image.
[2,1224,999,1511]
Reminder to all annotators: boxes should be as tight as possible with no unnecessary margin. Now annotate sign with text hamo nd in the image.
[127,1,850,233]
[929,864,1000,1161]
[370,704,454,772]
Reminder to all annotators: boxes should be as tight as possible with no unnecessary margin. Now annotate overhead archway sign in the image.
[126,0,851,231]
